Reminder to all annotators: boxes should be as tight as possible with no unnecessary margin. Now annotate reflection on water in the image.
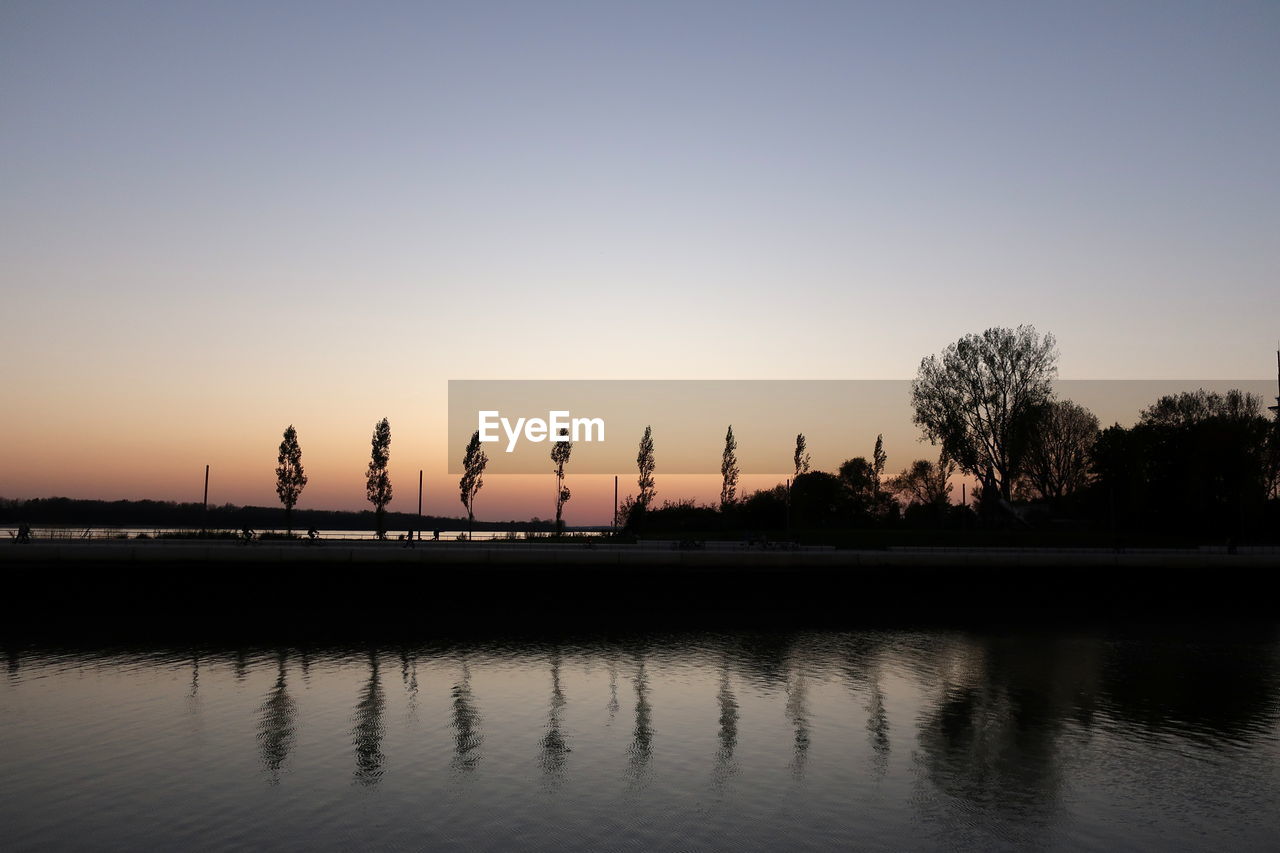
[2,628,1279,851]
[627,652,654,785]
[352,651,385,786]
[785,666,810,780]
[451,659,481,774]
[539,651,570,786]
[713,658,738,789]
[257,653,296,783]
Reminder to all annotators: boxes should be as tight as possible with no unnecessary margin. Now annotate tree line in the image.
[9,326,1276,541]
[607,326,1280,541]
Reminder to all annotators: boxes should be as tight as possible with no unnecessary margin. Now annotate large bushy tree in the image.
[910,325,1057,501]
[1019,399,1098,502]
[1091,389,1271,536]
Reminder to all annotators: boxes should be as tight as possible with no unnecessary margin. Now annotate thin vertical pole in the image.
[202,464,209,533]
[613,475,618,535]
[417,469,423,541]
[962,482,966,507]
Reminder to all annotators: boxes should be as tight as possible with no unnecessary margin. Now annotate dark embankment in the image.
[3,542,1278,642]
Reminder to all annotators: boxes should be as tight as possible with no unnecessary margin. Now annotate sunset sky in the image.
[3,1,1278,523]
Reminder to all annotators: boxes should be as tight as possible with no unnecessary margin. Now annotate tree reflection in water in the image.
[626,653,653,785]
[712,656,738,790]
[539,650,570,787]
[451,659,482,774]
[352,651,385,786]
[257,651,296,784]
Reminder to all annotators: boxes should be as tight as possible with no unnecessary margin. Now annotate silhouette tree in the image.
[636,425,656,509]
[910,325,1057,501]
[839,457,876,503]
[551,427,573,533]
[887,451,955,508]
[1091,388,1271,536]
[459,430,487,536]
[365,418,393,539]
[872,434,887,498]
[1140,388,1263,427]
[793,433,811,477]
[275,425,307,535]
[720,425,739,508]
[1019,399,1098,502]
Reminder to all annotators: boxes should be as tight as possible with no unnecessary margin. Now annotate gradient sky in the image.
[2,1,1278,522]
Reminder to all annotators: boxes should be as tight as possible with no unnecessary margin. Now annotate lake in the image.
[3,627,1278,851]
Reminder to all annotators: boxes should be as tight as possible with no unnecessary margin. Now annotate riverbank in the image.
[3,541,1277,639]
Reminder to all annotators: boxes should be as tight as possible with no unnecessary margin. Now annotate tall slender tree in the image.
[793,433,811,478]
[460,430,488,536]
[275,425,307,536]
[872,434,887,499]
[366,418,392,539]
[720,425,739,508]
[551,427,573,532]
[636,425,656,509]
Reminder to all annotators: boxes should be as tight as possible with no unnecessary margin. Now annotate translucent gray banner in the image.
[447,379,1276,475]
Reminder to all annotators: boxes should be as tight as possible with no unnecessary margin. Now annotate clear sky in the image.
[2,1,1278,521]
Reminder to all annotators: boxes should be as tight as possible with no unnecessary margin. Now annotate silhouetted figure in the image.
[258,653,297,784]
[13,524,31,543]
[240,525,254,544]
[307,527,319,541]
[404,528,414,548]
[352,651,386,786]
[451,661,482,773]
[433,529,440,541]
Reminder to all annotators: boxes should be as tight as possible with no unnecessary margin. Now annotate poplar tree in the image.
[460,430,488,536]
[872,434,887,498]
[275,425,307,536]
[720,425,739,508]
[794,434,811,477]
[366,417,392,539]
[636,425,656,509]
[551,427,573,532]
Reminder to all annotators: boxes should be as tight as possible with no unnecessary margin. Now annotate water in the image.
[3,628,1278,851]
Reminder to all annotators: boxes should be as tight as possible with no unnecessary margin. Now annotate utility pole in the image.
[613,475,618,536]
[417,469,423,542]
[1269,347,1279,419]
[202,464,209,534]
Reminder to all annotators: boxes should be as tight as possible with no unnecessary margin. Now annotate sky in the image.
[2,1,1278,522]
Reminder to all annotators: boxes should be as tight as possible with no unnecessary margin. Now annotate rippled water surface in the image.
[3,628,1279,851]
